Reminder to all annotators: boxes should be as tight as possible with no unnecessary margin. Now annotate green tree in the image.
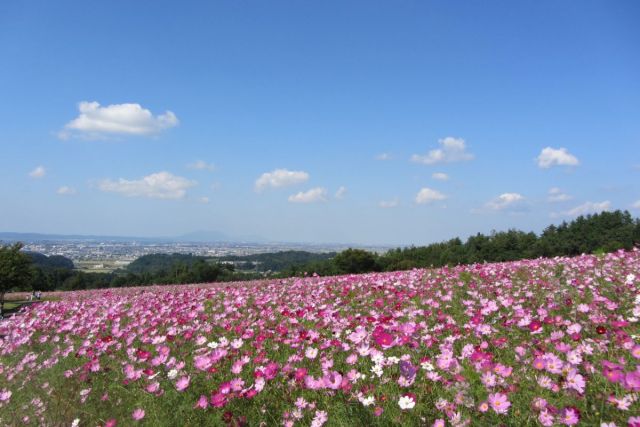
[333,248,380,274]
[0,243,33,317]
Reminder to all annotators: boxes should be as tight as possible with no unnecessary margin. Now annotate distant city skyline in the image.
[1,1,639,245]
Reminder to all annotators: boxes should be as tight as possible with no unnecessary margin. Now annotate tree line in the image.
[1,210,639,298]
[280,210,640,275]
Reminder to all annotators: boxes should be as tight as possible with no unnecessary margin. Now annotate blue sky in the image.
[1,1,639,245]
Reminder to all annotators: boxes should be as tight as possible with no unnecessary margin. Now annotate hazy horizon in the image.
[2,2,639,246]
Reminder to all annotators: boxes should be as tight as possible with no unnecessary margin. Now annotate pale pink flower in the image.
[488,392,510,414]
[194,395,208,409]
[310,410,328,427]
[131,408,145,421]
[175,376,190,392]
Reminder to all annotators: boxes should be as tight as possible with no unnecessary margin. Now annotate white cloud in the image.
[486,193,525,211]
[57,186,76,195]
[255,168,309,192]
[411,137,474,165]
[29,166,46,178]
[432,172,449,181]
[376,153,392,161]
[288,187,327,203]
[60,101,178,139]
[335,186,347,199]
[379,199,399,208]
[563,201,611,217]
[98,171,196,199]
[547,187,572,203]
[632,200,640,210]
[198,196,210,204]
[188,160,215,171]
[536,147,579,168]
[415,187,447,204]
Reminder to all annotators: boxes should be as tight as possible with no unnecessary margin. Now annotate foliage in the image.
[219,250,336,272]
[332,248,381,274]
[0,243,33,315]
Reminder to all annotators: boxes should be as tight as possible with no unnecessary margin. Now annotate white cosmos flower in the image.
[398,395,416,410]
[360,396,375,406]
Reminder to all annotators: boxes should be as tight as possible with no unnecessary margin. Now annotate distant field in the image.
[74,259,131,273]
[1,250,639,426]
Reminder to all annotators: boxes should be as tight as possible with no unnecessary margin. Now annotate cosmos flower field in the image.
[1,250,640,426]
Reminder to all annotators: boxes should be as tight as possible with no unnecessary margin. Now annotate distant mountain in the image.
[176,230,266,243]
[0,231,164,243]
[0,230,266,244]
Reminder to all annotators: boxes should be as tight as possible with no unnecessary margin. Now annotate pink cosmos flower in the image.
[0,389,11,402]
[346,353,358,365]
[559,407,580,425]
[146,382,160,394]
[532,397,547,411]
[564,370,586,394]
[538,410,554,427]
[210,392,227,408]
[603,367,623,383]
[433,420,445,427]
[488,393,511,414]
[175,376,190,392]
[529,320,542,332]
[628,416,640,427]
[310,410,328,427]
[131,408,145,421]
[194,395,208,409]
[230,378,245,392]
[481,372,497,387]
[294,367,308,381]
[533,357,546,370]
[193,355,212,371]
[323,371,343,390]
[624,371,640,391]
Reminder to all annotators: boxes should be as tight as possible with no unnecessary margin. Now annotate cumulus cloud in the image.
[432,172,449,181]
[57,186,76,195]
[411,137,474,165]
[60,101,178,139]
[188,160,215,171]
[415,187,447,204]
[335,186,347,199]
[255,169,309,192]
[485,193,525,211]
[379,199,399,208]
[98,171,196,199]
[536,147,579,168]
[548,187,572,203]
[632,200,640,210]
[376,153,392,161]
[29,166,46,178]
[288,187,327,203]
[563,201,611,217]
